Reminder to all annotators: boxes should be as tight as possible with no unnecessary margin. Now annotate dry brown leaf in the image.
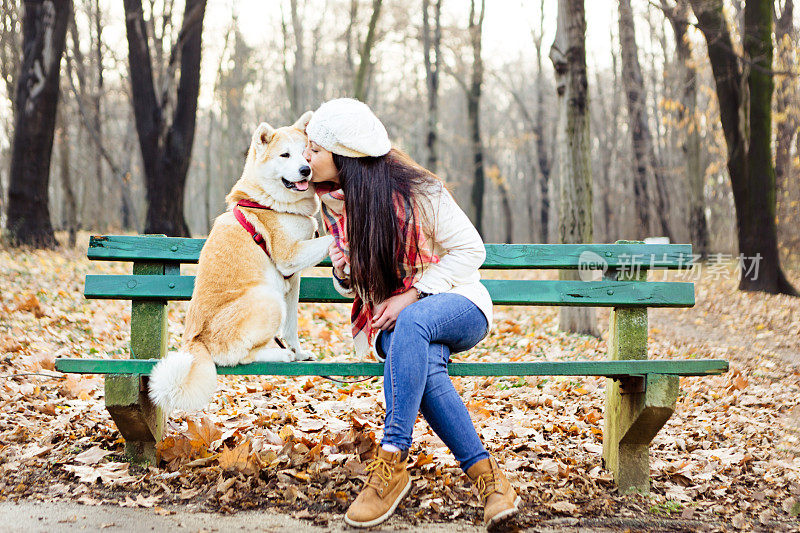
[74,446,112,465]
[296,417,324,432]
[414,453,435,468]
[59,375,97,400]
[186,417,222,449]
[157,435,194,463]
[218,440,259,475]
[550,501,577,514]
[64,462,136,485]
[15,294,45,318]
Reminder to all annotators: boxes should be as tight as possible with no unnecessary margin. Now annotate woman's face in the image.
[303,140,339,184]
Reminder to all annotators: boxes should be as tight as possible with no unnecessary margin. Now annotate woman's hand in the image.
[329,241,347,279]
[371,288,419,331]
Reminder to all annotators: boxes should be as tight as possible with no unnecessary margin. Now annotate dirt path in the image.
[0,501,481,533]
[0,500,730,533]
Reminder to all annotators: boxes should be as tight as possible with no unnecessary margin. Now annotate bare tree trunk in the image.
[123,0,206,237]
[665,0,709,257]
[501,79,539,241]
[120,118,137,230]
[467,0,486,237]
[56,98,77,248]
[0,0,19,102]
[618,0,673,240]
[534,0,551,244]
[690,0,796,295]
[354,0,382,102]
[421,0,442,172]
[646,4,668,161]
[499,180,512,243]
[605,30,623,241]
[91,0,104,229]
[65,33,136,234]
[6,0,72,248]
[68,7,106,231]
[289,0,305,114]
[550,0,597,336]
[345,0,358,75]
[595,57,619,243]
[0,2,21,222]
[205,111,214,235]
[774,0,799,259]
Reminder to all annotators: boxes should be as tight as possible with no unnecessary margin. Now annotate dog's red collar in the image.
[233,200,292,280]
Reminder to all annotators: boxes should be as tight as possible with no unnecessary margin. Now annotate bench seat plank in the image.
[88,236,693,270]
[55,358,727,377]
[84,275,695,307]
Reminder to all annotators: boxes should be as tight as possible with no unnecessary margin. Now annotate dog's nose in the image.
[299,165,311,177]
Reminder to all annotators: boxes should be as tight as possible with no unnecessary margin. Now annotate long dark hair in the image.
[332,148,438,304]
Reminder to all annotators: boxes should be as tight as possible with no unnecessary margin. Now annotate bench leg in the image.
[603,373,678,492]
[105,375,163,464]
[601,261,679,493]
[105,252,171,465]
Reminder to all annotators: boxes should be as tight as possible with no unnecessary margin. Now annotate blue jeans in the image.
[377,293,490,473]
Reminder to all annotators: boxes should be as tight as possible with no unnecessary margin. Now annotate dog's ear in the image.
[292,111,313,132]
[252,122,276,158]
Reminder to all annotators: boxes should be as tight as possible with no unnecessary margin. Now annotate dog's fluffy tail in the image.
[148,345,217,415]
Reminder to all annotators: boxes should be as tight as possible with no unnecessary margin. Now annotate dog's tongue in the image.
[295,180,309,191]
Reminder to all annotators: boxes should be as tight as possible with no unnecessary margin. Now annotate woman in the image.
[303,98,519,529]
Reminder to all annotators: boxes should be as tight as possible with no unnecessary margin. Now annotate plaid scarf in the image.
[315,182,439,357]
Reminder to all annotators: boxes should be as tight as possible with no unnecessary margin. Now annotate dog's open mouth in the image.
[282,178,310,192]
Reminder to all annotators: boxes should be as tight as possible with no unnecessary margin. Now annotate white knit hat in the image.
[306,98,392,158]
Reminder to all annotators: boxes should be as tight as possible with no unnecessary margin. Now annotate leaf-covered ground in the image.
[1,236,799,531]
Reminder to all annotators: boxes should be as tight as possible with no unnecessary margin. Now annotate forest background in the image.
[1,0,798,282]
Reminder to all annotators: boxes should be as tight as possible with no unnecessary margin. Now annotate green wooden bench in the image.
[55,235,728,493]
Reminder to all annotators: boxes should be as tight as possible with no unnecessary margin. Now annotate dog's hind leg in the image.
[206,285,286,366]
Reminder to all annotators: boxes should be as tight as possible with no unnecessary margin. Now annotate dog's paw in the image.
[292,348,316,361]
[252,347,295,362]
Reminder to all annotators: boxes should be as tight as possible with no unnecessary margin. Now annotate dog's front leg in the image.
[283,274,314,361]
[274,235,334,278]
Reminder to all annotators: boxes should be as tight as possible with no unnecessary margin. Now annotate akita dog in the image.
[148,112,333,414]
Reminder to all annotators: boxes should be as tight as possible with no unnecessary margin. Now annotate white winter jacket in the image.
[331,182,493,330]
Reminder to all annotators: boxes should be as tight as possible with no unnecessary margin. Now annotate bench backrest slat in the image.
[88,236,693,270]
[84,275,695,307]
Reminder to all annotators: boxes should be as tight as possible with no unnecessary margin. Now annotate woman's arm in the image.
[414,188,486,295]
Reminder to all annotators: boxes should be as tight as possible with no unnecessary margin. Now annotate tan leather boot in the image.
[344,447,412,528]
[466,457,521,528]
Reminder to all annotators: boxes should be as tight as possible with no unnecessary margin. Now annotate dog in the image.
[148,112,333,414]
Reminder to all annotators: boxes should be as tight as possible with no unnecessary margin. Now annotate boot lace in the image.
[364,457,393,493]
[474,471,500,502]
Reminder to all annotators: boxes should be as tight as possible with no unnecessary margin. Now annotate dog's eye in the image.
[280,152,290,158]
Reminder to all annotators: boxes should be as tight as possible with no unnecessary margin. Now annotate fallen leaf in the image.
[218,440,258,475]
[64,462,137,485]
[414,453,435,468]
[550,501,577,514]
[15,294,45,317]
[74,446,112,465]
[186,417,222,449]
